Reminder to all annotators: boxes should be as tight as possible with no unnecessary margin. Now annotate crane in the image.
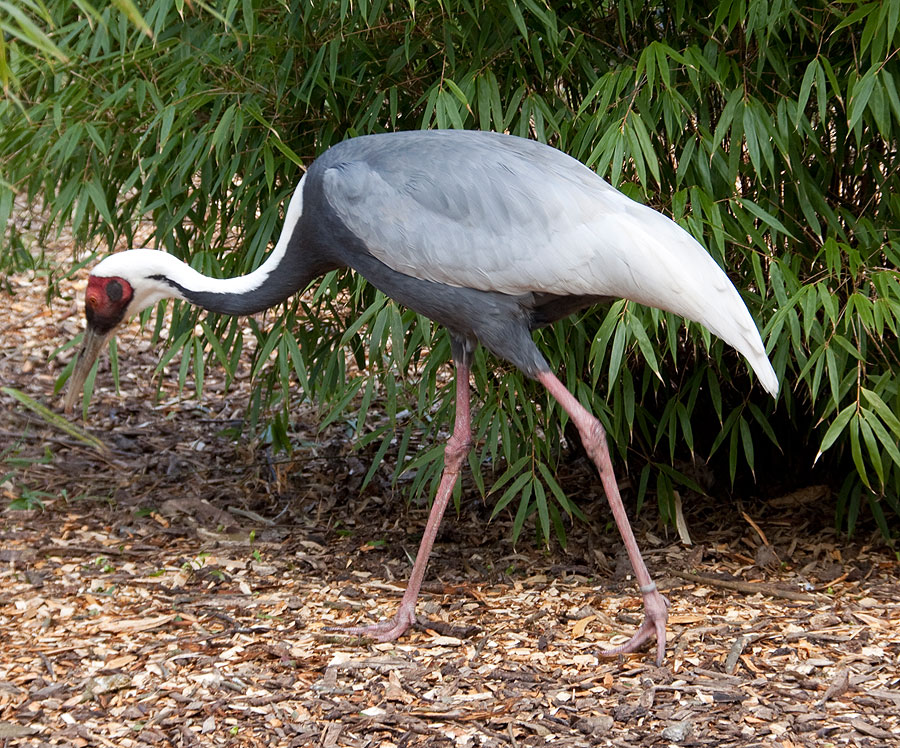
[64,130,779,665]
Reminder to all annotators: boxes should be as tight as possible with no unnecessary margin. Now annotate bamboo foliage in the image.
[1,1,898,539]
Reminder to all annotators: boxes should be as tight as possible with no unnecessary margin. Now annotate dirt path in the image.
[1,238,898,746]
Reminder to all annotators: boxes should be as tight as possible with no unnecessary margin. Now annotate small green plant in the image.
[182,553,211,573]
[93,557,115,573]
[8,487,50,512]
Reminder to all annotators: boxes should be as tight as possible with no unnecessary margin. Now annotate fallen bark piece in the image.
[673,570,820,602]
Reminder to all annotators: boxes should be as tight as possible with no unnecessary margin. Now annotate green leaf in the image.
[848,415,870,489]
[795,59,818,126]
[628,313,660,375]
[0,1,68,63]
[816,403,856,462]
[490,470,533,519]
[2,387,107,453]
[861,388,900,438]
[737,198,797,240]
[444,78,471,112]
[534,479,550,545]
[511,482,533,546]
[505,0,528,39]
[858,411,883,486]
[608,319,627,384]
[848,68,878,132]
[109,0,152,37]
[84,180,114,226]
[860,407,900,470]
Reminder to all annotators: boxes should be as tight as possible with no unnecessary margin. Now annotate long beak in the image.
[64,325,111,415]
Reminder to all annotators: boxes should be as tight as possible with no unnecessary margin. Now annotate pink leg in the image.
[338,364,473,641]
[537,371,668,665]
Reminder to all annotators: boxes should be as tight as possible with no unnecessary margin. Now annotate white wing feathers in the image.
[323,135,778,396]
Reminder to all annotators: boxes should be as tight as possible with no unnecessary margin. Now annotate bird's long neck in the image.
[153,177,332,316]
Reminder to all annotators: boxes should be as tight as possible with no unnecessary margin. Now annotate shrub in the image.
[2,1,897,539]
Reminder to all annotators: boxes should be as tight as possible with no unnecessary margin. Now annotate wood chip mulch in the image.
[1,218,898,746]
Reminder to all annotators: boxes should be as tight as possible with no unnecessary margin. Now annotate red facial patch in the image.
[85,276,134,333]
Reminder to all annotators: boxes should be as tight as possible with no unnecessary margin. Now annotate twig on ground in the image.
[672,570,820,602]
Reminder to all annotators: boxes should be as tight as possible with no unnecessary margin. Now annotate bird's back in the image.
[310,130,777,395]
[315,130,621,295]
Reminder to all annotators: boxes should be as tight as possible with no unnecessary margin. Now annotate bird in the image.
[64,129,779,665]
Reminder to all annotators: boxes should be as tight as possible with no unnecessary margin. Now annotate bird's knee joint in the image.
[445,433,473,468]
[576,419,607,453]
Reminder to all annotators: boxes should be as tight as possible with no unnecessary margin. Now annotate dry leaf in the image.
[571,615,596,638]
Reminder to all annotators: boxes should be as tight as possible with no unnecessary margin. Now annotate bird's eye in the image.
[106,280,123,302]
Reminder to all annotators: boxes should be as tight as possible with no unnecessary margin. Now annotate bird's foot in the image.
[600,581,669,665]
[330,603,417,643]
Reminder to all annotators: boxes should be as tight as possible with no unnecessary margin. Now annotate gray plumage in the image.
[66,129,781,664]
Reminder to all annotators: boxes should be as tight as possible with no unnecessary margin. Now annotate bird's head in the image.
[64,249,186,414]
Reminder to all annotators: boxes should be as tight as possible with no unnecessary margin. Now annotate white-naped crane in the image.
[65,130,779,665]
